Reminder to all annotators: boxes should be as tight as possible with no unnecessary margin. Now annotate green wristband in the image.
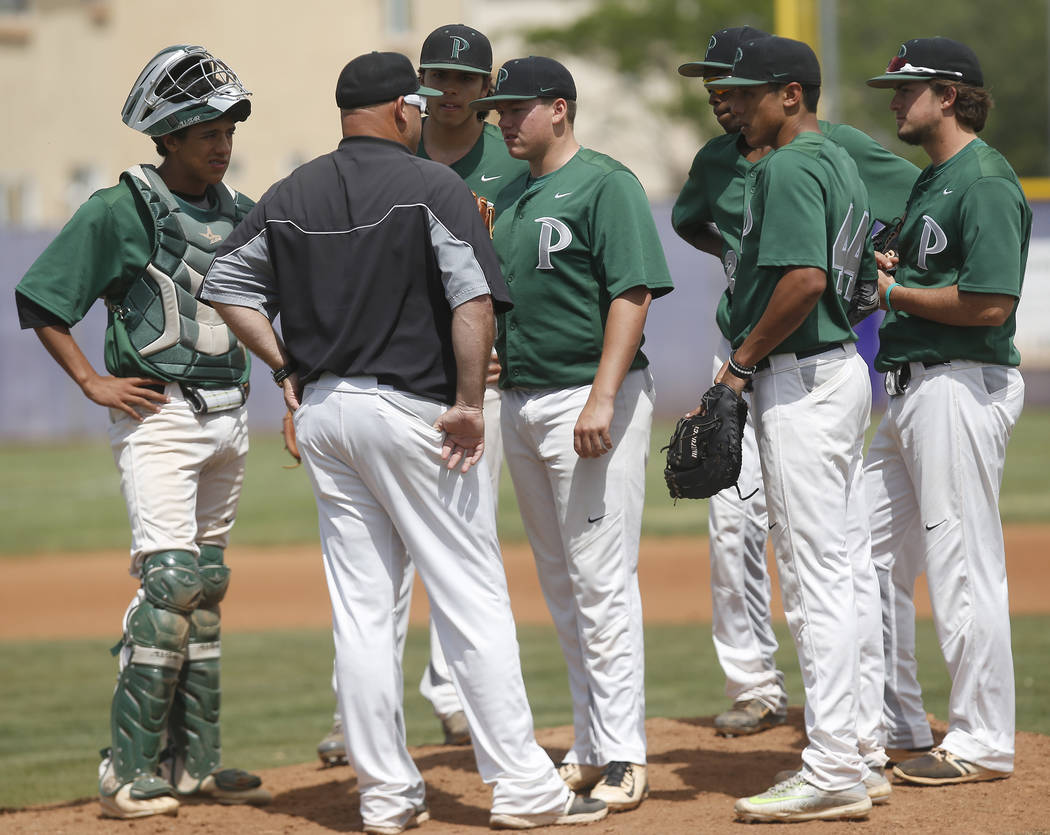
[885,281,899,313]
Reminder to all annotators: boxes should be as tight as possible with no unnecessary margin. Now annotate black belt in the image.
[922,360,949,369]
[755,343,842,372]
[142,383,166,394]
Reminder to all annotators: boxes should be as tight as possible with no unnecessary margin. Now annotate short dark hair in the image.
[768,81,820,113]
[931,80,992,132]
[152,126,188,157]
[539,97,576,125]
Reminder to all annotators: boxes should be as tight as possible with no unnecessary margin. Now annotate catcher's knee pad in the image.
[196,544,230,607]
[141,550,203,615]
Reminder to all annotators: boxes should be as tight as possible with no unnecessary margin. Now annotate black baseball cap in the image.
[715,36,821,88]
[469,56,576,110]
[867,37,983,88]
[678,26,770,77]
[419,24,492,74]
[335,51,441,110]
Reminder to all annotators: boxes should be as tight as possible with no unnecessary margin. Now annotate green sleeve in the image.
[593,170,674,299]
[671,151,712,242]
[958,178,1027,297]
[755,156,827,271]
[15,186,149,326]
[821,122,918,224]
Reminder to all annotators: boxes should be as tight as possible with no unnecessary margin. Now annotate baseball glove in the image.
[475,193,495,239]
[847,217,904,325]
[282,411,301,468]
[663,383,748,500]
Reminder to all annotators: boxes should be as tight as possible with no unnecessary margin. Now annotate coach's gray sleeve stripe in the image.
[201,231,280,320]
[426,209,491,308]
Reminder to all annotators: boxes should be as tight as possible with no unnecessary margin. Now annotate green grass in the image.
[3,408,1048,556]
[2,616,1048,810]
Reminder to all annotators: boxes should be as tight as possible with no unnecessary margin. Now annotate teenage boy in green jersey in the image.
[14,46,269,819]
[470,56,674,813]
[709,36,877,823]
[674,26,917,799]
[865,37,1028,787]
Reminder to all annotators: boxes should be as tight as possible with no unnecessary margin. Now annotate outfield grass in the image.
[2,409,1048,555]
[2,616,1048,810]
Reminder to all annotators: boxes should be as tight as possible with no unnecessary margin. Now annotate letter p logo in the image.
[451,36,470,59]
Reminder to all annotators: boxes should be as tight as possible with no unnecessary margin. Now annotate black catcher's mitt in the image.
[663,383,748,500]
[848,217,903,326]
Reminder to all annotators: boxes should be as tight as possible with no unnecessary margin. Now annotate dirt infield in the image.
[2,527,1049,832]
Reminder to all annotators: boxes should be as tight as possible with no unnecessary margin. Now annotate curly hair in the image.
[932,81,993,132]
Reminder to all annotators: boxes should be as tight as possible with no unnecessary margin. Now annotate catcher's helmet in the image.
[121,45,251,137]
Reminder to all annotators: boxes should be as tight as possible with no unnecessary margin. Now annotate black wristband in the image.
[272,363,297,387]
[727,352,757,379]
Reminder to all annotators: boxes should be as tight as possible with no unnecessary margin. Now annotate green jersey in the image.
[418,122,528,203]
[673,121,918,340]
[876,139,1030,370]
[16,177,254,383]
[492,148,674,390]
[731,131,875,354]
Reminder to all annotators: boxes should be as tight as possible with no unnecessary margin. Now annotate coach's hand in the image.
[83,374,168,420]
[486,349,501,387]
[435,402,485,472]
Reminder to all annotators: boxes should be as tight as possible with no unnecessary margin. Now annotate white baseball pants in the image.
[752,345,875,790]
[295,375,568,831]
[866,361,1023,772]
[707,341,786,713]
[107,381,248,575]
[501,368,653,767]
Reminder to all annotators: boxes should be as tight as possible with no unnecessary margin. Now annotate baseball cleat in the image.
[440,710,471,745]
[885,744,932,766]
[714,699,787,736]
[774,766,892,805]
[555,761,604,791]
[589,761,649,812]
[98,753,180,820]
[734,773,872,822]
[490,791,608,829]
[892,747,1011,785]
[317,719,348,766]
[182,768,272,805]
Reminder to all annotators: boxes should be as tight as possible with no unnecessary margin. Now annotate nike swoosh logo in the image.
[772,72,789,78]
[768,521,777,531]
[750,793,810,805]
[539,86,555,93]
[480,174,502,182]
[588,514,607,524]
[925,519,947,531]
[943,188,953,194]
[554,191,573,199]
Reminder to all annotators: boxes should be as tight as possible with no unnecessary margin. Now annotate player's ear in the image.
[782,81,804,108]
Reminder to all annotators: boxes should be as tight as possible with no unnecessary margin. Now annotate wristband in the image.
[727,351,757,379]
[885,281,899,313]
[272,363,297,387]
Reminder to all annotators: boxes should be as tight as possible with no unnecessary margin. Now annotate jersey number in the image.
[831,203,870,301]
[535,217,572,270]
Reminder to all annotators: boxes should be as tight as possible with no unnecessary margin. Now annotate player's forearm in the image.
[210,302,290,371]
[733,267,825,367]
[590,286,652,402]
[450,296,494,409]
[884,281,1015,328]
[34,325,102,390]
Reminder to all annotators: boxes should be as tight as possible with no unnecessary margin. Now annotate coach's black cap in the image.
[419,24,492,74]
[867,37,983,88]
[714,36,821,88]
[678,26,770,77]
[336,51,441,109]
[469,56,576,110]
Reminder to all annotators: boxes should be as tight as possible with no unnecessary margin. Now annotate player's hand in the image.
[877,269,897,309]
[712,360,747,398]
[82,375,168,420]
[875,249,898,274]
[435,402,485,472]
[486,349,501,387]
[574,395,614,458]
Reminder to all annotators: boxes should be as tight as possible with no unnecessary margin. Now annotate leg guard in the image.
[101,550,201,816]
[163,546,270,805]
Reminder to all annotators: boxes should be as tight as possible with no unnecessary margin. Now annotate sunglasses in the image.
[704,76,732,96]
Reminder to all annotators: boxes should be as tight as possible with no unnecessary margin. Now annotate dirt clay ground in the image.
[2,527,1049,834]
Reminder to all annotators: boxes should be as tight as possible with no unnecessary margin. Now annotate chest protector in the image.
[112,164,246,385]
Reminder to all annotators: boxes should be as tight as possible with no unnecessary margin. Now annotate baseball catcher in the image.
[664,383,749,500]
